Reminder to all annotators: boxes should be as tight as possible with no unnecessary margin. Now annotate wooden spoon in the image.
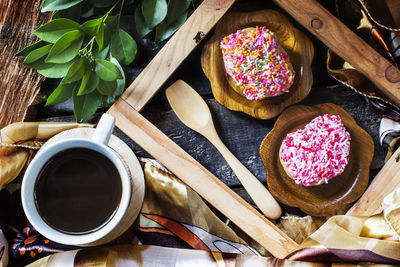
[166,80,282,220]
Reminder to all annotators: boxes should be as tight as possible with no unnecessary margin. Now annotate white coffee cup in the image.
[21,114,140,246]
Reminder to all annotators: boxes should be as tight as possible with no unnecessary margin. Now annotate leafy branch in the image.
[16,0,201,122]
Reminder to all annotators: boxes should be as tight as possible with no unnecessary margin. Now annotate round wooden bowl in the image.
[259,103,374,216]
[201,10,314,119]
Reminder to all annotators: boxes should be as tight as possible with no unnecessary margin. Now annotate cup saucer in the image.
[41,127,145,243]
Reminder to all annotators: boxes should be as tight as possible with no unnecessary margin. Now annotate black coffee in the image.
[34,147,122,234]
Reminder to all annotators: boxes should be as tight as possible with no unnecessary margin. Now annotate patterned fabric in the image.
[0,229,7,267]
[327,0,400,121]
[134,158,264,256]
[0,188,74,266]
[390,32,400,65]
[287,215,400,265]
[0,158,264,266]
[379,117,400,161]
[26,245,324,267]
[0,122,265,266]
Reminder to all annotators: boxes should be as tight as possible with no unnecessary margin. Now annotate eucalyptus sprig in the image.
[16,0,136,122]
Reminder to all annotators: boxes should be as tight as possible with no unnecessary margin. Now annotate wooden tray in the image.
[259,103,374,216]
[201,10,314,119]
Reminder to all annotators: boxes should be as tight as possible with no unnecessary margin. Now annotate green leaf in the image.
[45,30,84,63]
[45,81,78,106]
[153,0,191,44]
[73,89,102,122]
[34,18,80,43]
[110,29,137,65]
[23,45,52,64]
[81,5,94,18]
[59,3,82,22]
[166,0,190,22]
[96,23,111,52]
[88,0,115,8]
[42,0,84,12]
[97,79,117,95]
[95,59,122,81]
[37,60,74,78]
[24,60,53,71]
[80,19,110,51]
[103,56,125,107]
[104,16,118,30]
[124,0,135,5]
[63,57,87,83]
[141,0,168,28]
[93,45,110,60]
[52,11,61,20]
[155,11,187,44]
[135,6,152,37]
[23,44,53,69]
[16,40,49,57]
[80,18,101,36]
[78,70,99,95]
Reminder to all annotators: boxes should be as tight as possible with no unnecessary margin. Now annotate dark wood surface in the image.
[36,0,383,216]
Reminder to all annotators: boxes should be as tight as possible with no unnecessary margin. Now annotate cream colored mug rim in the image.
[21,137,132,246]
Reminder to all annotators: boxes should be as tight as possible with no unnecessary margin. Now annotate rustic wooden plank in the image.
[0,0,52,128]
[347,145,400,216]
[274,0,400,108]
[120,0,236,111]
[108,98,298,258]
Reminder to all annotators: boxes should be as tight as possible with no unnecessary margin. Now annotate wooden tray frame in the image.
[5,0,400,259]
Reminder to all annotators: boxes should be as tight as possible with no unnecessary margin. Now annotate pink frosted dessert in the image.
[220,26,295,100]
[280,114,351,186]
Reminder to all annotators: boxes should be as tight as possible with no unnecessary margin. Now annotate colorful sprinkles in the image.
[280,114,351,187]
[220,26,295,100]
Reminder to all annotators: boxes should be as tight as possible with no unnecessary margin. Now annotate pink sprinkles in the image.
[220,26,295,100]
[280,114,351,186]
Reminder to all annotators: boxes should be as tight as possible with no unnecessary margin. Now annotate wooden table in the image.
[36,0,383,215]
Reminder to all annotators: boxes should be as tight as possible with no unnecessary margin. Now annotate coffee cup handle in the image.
[92,114,115,145]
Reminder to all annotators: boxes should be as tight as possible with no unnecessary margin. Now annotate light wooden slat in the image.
[120,0,235,111]
[108,98,298,259]
[347,145,400,216]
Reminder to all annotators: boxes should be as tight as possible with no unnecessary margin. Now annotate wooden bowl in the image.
[201,10,314,119]
[259,103,374,216]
